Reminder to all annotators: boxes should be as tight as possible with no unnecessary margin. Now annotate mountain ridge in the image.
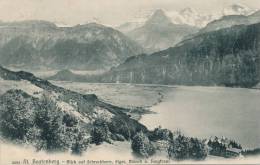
[198,10,260,34]
[126,9,198,53]
[92,23,260,88]
[116,3,258,31]
[0,21,143,70]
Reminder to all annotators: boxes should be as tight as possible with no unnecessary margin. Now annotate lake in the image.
[140,86,260,149]
[52,82,260,149]
[1,82,260,164]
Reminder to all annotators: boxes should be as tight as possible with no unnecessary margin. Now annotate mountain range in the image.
[0,21,143,70]
[116,3,258,32]
[124,9,199,53]
[222,3,257,16]
[198,10,260,34]
[115,4,259,53]
[92,22,260,88]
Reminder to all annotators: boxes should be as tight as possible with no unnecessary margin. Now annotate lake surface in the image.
[2,83,260,164]
[53,82,260,149]
[140,86,260,149]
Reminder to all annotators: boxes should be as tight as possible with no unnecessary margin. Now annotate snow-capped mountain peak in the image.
[223,3,257,16]
[179,7,198,16]
[116,4,259,32]
[167,7,214,28]
[145,9,172,25]
[152,9,166,17]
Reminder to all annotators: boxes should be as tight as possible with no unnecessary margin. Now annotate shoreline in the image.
[128,90,165,121]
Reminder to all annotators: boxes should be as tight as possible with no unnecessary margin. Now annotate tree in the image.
[131,131,155,158]
[91,119,110,145]
[228,140,242,149]
[168,135,189,160]
[168,135,207,160]
[188,138,208,160]
[0,90,36,141]
[34,95,67,151]
[71,129,90,155]
[149,126,173,141]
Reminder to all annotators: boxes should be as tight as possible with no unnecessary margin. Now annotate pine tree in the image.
[131,131,155,157]
[91,118,110,145]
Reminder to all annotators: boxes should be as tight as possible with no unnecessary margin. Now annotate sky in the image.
[0,0,259,26]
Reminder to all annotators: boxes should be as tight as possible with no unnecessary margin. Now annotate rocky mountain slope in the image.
[0,21,143,70]
[126,9,198,53]
[97,23,260,88]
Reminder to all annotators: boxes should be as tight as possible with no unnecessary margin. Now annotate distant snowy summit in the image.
[124,9,198,53]
[167,7,217,28]
[117,3,258,31]
[223,3,257,16]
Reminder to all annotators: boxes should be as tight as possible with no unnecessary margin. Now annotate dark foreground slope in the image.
[99,23,260,88]
[0,66,147,153]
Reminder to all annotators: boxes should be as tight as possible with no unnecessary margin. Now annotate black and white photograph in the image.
[0,0,260,164]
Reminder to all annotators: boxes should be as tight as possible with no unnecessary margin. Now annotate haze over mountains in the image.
[0,21,143,70]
